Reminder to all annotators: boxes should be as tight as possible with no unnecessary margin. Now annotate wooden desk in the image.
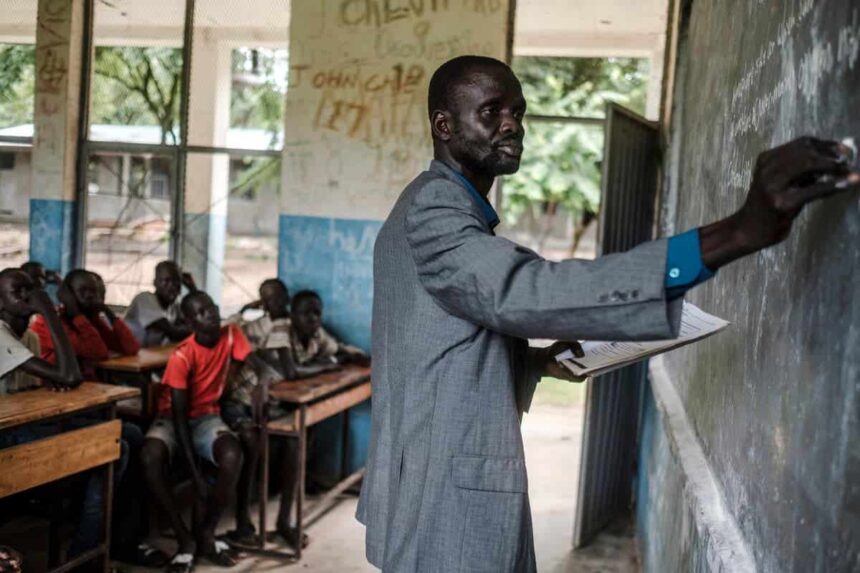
[238,365,371,561]
[96,345,176,417]
[0,383,139,573]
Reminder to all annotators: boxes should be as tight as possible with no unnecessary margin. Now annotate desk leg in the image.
[341,409,351,480]
[296,406,307,560]
[258,422,269,550]
[102,404,116,572]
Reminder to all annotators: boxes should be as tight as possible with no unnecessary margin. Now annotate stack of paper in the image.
[554,303,730,378]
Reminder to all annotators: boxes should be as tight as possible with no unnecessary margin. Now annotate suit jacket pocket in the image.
[452,455,528,493]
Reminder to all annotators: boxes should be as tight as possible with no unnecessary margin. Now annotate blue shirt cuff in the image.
[665,229,716,299]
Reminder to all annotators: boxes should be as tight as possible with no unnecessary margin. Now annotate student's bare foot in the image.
[198,539,239,567]
[224,521,259,545]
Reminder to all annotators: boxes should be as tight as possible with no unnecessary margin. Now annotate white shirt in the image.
[124,291,181,347]
[0,320,40,394]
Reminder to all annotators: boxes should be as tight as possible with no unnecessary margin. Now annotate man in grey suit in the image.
[356,55,858,572]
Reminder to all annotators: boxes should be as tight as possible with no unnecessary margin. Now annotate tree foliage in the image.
[504,57,649,253]
[91,47,183,144]
[0,44,35,128]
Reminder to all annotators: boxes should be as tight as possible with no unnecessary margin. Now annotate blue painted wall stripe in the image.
[29,198,75,275]
[277,214,381,476]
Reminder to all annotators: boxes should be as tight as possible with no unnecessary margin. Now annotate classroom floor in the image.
[121,390,639,572]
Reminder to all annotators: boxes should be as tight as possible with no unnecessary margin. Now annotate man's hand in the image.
[56,283,81,318]
[180,271,198,293]
[701,137,860,269]
[240,299,263,313]
[540,341,586,382]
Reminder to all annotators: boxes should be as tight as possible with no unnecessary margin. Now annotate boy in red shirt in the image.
[141,291,275,571]
[30,270,140,378]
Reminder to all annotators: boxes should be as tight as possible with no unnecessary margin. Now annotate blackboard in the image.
[663,1,859,571]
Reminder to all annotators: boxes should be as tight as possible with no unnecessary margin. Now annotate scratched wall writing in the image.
[654,1,860,571]
[32,0,77,202]
[282,0,509,220]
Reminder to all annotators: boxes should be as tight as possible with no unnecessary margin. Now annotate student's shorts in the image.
[145,415,233,465]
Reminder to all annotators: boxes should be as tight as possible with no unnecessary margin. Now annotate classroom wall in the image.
[279,0,511,476]
[638,1,859,571]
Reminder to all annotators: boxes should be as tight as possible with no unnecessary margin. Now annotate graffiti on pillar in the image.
[282,0,509,220]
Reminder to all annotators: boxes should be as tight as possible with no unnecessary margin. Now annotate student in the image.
[124,261,196,347]
[29,270,140,379]
[0,268,81,394]
[140,291,275,572]
[20,261,61,291]
[286,290,370,369]
[222,288,368,547]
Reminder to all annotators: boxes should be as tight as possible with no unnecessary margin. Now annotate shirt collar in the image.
[430,160,500,229]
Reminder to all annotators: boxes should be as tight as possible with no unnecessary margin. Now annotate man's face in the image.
[23,264,47,290]
[445,68,526,176]
[154,264,182,304]
[69,273,100,314]
[184,294,221,337]
[92,274,106,305]
[0,270,36,318]
[260,282,289,318]
[292,297,322,339]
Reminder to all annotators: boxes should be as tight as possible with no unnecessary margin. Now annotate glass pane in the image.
[181,151,279,315]
[85,150,175,306]
[89,0,187,144]
[0,0,37,268]
[188,0,288,150]
[223,155,280,314]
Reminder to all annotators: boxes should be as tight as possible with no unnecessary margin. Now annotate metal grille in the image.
[574,103,659,547]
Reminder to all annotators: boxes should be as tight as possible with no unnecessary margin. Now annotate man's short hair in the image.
[20,261,44,274]
[427,55,512,119]
[180,290,210,317]
[155,260,180,276]
[290,289,321,311]
[63,268,91,289]
[260,277,288,295]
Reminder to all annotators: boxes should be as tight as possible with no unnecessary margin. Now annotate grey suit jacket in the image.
[357,160,681,572]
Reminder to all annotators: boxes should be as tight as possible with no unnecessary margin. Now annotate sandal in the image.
[165,552,194,573]
[199,540,239,567]
[224,524,260,546]
[135,543,170,567]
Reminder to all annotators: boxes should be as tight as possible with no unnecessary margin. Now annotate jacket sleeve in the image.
[405,180,683,341]
[67,315,110,361]
[94,317,140,356]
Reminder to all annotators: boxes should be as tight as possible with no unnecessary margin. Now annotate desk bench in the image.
[0,383,139,573]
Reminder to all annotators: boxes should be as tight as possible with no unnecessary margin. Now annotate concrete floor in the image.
[124,402,638,572]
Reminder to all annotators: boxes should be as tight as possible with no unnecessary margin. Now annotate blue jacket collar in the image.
[429,160,500,229]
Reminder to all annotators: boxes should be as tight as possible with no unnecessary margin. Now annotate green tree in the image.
[504,57,648,255]
[91,47,183,144]
[0,44,35,128]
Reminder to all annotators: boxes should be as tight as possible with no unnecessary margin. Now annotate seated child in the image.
[222,287,368,548]
[0,269,124,562]
[30,270,140,379]
[0,268,81,393]
[20,260,61,291]
[125,261,196,347]
[140,291,275,572]
[286,290,370,369]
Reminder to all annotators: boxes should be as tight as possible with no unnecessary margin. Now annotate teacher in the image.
[356,55,857,572]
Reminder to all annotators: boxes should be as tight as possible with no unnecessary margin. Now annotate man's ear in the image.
[431,110,452,141]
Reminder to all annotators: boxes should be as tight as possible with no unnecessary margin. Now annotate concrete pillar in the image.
[181,32,231,302]
[30,0,85,274]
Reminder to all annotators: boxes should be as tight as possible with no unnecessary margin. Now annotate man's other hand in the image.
[702,137,860,269]
[541,341,586,383]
